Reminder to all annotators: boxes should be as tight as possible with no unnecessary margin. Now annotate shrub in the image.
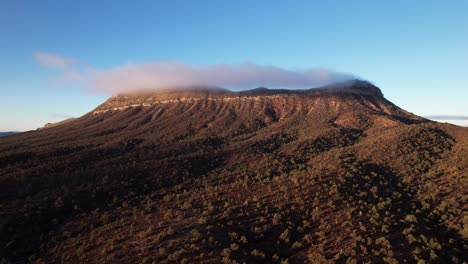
[230,243,239,251]
[251,249,266,259]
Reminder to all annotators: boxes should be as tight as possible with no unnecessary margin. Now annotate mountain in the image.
[0,80,467,263]
[0,132,20,138]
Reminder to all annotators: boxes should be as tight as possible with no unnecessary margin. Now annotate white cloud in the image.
[34,52,77,69]
[432,119,468,127]
[35,53,355,94]
[426,116,468,127]
[89,62,354,93]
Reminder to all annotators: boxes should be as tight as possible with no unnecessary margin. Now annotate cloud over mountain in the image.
[35,52,355,94]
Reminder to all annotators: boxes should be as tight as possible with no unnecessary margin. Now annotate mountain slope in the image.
[0,81,466,263]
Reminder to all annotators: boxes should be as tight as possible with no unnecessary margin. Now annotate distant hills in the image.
[0,80,466,263]
[0,131,19,137]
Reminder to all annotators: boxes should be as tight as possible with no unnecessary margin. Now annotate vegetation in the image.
[0,86,466,263]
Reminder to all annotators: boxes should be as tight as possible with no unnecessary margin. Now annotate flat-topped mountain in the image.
[93,80,384,112]
[91,80,422,130]
[0,81,466,263]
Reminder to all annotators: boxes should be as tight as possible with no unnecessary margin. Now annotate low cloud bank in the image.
[35,52,355,94]
[91,62,354,93]
[425,115,468,120]
[426,116,468,127]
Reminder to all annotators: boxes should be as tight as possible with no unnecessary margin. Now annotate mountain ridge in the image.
[103,79,382,97]
[91,80,396,120]
[96,79,384,108]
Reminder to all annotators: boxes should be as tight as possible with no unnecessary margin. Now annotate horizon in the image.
[1,1,468,130]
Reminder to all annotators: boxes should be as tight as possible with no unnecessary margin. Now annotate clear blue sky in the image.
[1,0,467,131]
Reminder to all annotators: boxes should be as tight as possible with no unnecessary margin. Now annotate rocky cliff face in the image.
[94,80,384,112]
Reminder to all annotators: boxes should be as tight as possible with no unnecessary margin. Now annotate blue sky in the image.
[1,0,467,130]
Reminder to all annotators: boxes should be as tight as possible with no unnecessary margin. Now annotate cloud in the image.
[425,116,468,127]
[425,115,468,120]
[34,52,76,69]
[35,52,355,94]
[35,52,85,85]
[89,62,354,93]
